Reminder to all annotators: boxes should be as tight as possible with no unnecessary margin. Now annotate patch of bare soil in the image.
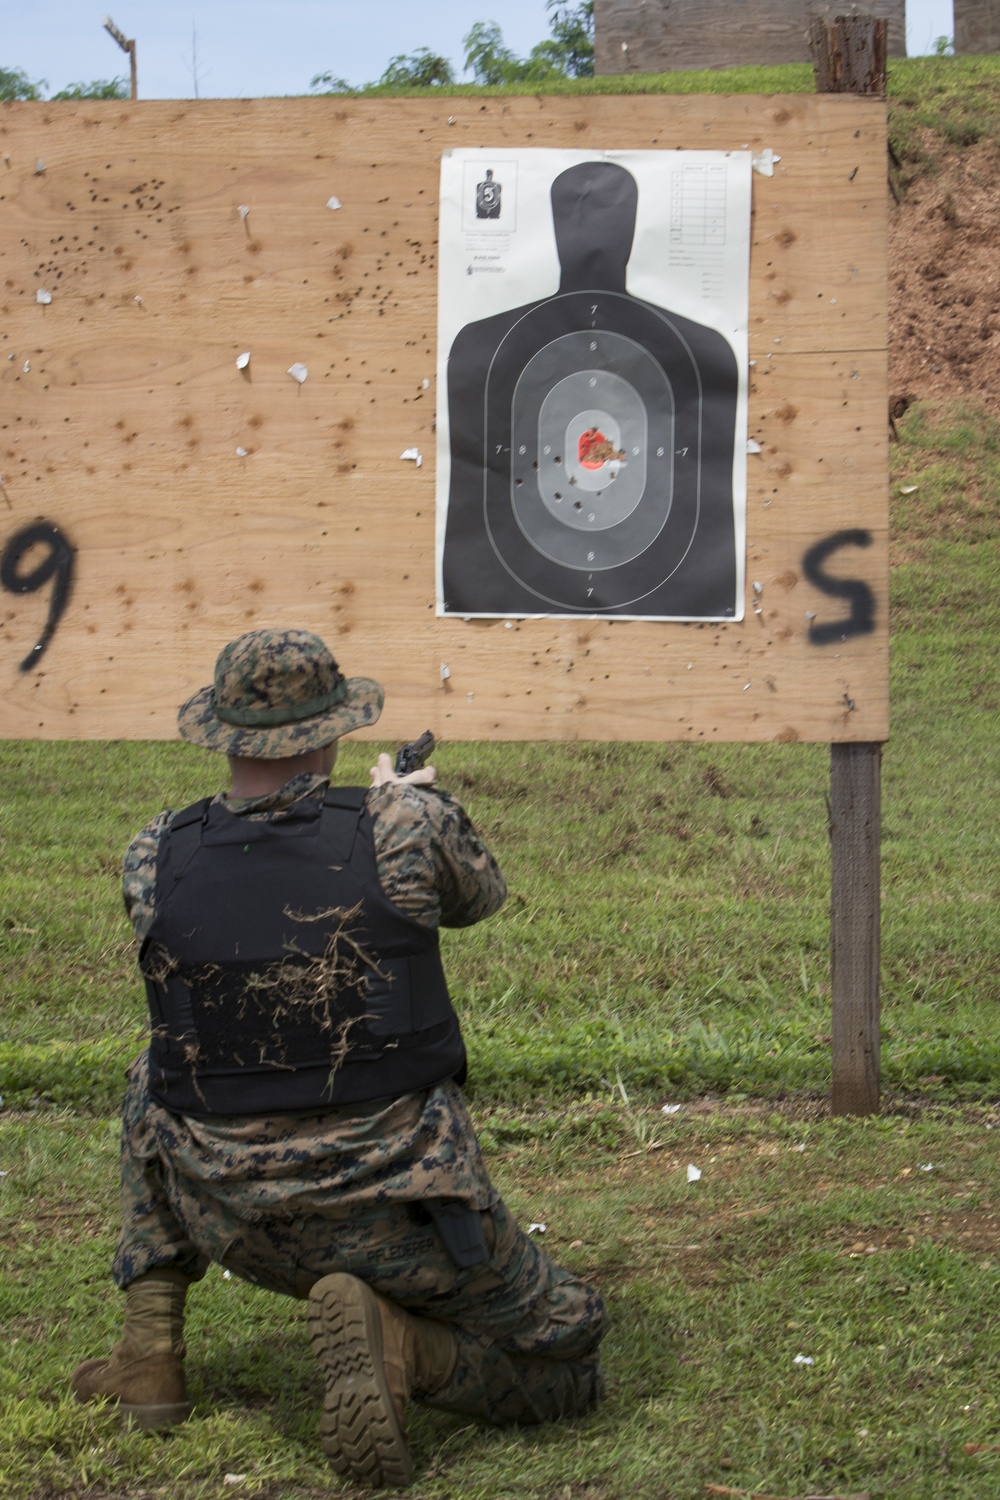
[890,136,1000,415]
[910,1203,1000,1256]
[645,1095,1000,1127]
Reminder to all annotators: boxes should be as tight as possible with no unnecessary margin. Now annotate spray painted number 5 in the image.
[1,521,76,671]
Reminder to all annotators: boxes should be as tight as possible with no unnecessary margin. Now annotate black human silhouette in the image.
[476,169,502,219]
[441,160,740,618]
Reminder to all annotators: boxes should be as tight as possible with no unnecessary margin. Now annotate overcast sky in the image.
[4,1,956,99]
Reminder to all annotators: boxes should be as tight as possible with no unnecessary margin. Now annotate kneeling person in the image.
[73,628,606,1488]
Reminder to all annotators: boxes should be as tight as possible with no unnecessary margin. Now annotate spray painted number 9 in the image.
[1,521,76,671]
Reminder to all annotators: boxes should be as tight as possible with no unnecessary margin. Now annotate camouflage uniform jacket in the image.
[121,774,507,1216]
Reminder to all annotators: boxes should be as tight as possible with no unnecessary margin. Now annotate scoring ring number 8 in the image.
[1,520,76,671]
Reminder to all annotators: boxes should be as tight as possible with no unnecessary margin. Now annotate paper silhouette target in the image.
[437,152,751,620]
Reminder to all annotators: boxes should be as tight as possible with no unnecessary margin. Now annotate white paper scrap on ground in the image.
[327,196,342,211]
[236,351,250,369]
[36,289,52,304]
[686,1164,702,1182]
[752,148,781,176]
[235,447,248,457]
[238,205,250,219]
[287,363,308,384]
[400,447,423,466]
[793,1354,815,1365]
[440,663,451,680]
[527,1222,547,1234]
[661,1104,681,1115]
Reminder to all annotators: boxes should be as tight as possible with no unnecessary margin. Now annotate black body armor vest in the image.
[141,787,465,1117]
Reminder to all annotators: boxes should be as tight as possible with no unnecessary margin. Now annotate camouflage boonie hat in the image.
[177,629,383,760]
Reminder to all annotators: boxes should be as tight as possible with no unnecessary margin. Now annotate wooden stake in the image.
[809,14,888,97]
[812,14,885,1116]
[829,742,881,1116]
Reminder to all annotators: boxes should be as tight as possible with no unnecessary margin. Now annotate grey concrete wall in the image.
[595,0,907,73]
[954,0,1000,54]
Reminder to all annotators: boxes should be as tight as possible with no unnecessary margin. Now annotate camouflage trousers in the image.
[112,1055,606,1426]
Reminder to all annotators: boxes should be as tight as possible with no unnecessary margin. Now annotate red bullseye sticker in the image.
[578,427,625,469]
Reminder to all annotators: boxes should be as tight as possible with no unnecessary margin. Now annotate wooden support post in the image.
[830,743,881,1115]
[103,15,138,101]
[809,13,888,96]
[812,13,885,1114]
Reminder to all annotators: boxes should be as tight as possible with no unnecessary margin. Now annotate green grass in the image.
[2,1101,997,1498]
[888,54,1000,168]
[342,61,818,99]
[316,50,1000,110]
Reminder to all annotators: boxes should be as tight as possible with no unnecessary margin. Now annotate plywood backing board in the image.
[0,93,888,743]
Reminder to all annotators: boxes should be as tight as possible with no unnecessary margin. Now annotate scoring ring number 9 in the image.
[1,520,76,671]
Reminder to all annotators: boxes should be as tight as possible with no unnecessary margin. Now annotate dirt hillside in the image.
[889,136,1000,416]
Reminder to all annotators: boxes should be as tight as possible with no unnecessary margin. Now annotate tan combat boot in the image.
[306,1272,457,1489]
[71,1268,192,1430]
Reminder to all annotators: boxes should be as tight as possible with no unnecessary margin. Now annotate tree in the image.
[377,49,455,88]
[463,5,593,86]
[544,0,594,78]
[2,66,130,101]
[310,3,594,94]
[463,21,524,86]
[310,72,354,94]
[0,65,47,101]
[51,78,128,100]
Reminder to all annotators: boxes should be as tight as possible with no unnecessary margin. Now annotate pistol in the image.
[394,730,435,777]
